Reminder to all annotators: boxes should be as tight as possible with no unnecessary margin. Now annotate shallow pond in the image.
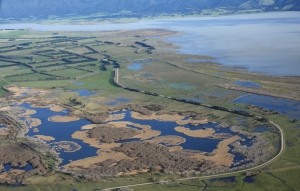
[127,59,154,71]
[67,89,98,97]
[72,82,85,86]
[243,176,255,183]
[252,125,270,133]
[103,98,131,106]
[211,176,236,182]
[3,164,33,173]
[234,80,261,88]
[233,94,300,120]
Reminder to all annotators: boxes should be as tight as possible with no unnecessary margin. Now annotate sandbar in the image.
[33,128,39,133]
[30,118,42,127]
[64,150,132,169]
[81,124,98,130]
[35,135,55,141]
[175,126,215,138]
[108,121,161,140]
[176,118,209,126]
[49,115,80,122]
[50,105,66,112]
[147,136,186,146]
[169,146,183,152]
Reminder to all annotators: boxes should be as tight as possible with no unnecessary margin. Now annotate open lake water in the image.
[1,12,300,76]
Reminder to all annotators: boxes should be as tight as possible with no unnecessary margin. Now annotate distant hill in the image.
[0,0,299,19]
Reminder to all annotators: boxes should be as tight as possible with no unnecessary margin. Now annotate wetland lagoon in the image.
[0,11,300,190]
[13,103,257,168]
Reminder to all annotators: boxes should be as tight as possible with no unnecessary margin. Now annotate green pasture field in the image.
[0,80,7,96]
[65,67,117,90]
[46,68,90,78]
[4,73,53,82]
[31,60,66,68]
[85,53,105,60]
[68,47,92,54]
[0,61,17,66]
[0,65,32,77]
[12,79,72,88]
[33,55,52,62]
[119,60,242,103]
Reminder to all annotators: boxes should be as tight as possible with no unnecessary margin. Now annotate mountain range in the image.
[0,0,299,19]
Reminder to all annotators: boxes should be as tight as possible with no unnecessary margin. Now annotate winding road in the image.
[99,121,284,191]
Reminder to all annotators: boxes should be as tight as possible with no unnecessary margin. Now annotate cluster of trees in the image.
[135,41,155,50]
[4,72,35,79]
[0,143,49,184]
[88,125,141,143]
[85,113,108,124]
[230,126,271,167]
[247,104,278,115]
[65,142,213,180]
[68,97,82,106]
[9,76,70,82]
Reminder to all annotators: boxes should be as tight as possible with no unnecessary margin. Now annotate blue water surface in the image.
[3,164,33,172]
[127,59,154,71]
[234,80,261,88]
[68,89,98,97]
[233,94,300,120]
[20,103,98,166]
[252,126,269,133]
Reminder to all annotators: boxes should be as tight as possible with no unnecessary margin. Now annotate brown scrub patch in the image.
[105,113,125,122]
[29,118,42,128]
[147,136,186,146]
[81,124,98,130]
[108,121,161,140]
[50,105,66,112]
[64,150,131,169]
[0,170,25,181]
[88,124,141,143]
[48,115,80,122]
[0,128,9,136]
[0,106,11,111]
[175,126,215,138]
[72,131,121,150]
[35,135,55,141]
